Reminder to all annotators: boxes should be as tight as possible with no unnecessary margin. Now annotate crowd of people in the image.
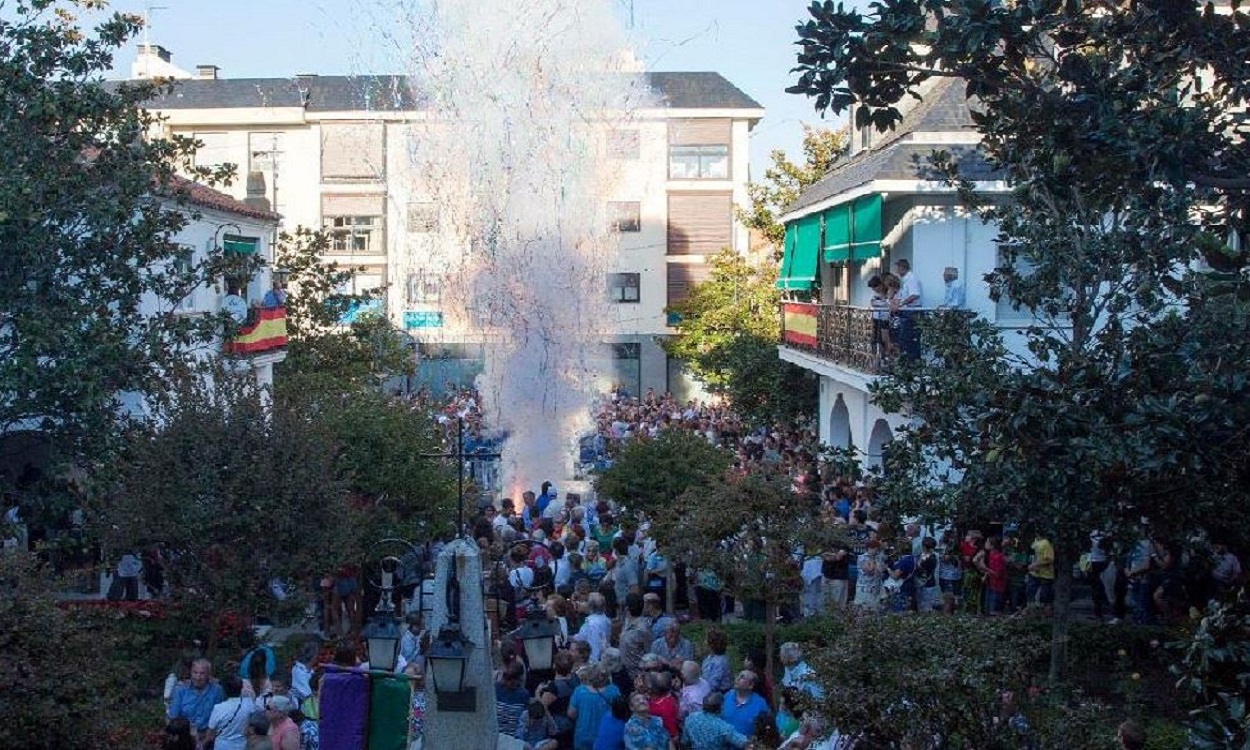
[158,384,1232,749]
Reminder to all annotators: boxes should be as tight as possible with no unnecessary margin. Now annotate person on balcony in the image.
[890,259,923,360]
[261,280,286,308]
[867,275,897,362]
[939,266,966,310]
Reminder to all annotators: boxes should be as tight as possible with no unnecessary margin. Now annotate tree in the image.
[736,125,848,252]
[274,227,412,385]
[663,249,817,425]
[592,428,732,518]
[274,372,457,542]
[650,473,843,693]
[100,368,356,653]
[0,552,144,749]
[0,2,228,468]
[789,0,1250,683]
[1176,593,1250,750]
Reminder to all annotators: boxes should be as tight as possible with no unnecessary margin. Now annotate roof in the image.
[166,175,281,222]
[788,78,996,214]
[138,72,762,112]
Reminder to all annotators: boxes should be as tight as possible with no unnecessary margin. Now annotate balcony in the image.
[225,305,288,355]
[780,303,931,375]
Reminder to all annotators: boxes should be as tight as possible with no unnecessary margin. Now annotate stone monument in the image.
[422,537,499,748]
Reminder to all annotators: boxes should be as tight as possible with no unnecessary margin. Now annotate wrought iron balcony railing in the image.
[780,303,931,374]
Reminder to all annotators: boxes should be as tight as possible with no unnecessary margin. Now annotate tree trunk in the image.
[1048,545,1072,685]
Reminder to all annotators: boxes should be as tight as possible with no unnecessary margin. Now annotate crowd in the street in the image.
[155,384,1239,750]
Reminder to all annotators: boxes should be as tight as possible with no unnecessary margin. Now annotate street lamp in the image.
[512,605,559,671]
[362,554,403,672]
[426,622,475,711]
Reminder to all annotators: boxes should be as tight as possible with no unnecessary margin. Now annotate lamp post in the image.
[422,417,501,539]
[361,554,402,672]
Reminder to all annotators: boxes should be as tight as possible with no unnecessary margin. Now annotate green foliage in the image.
[0,552,145,749]
[1174,593,1250,749]
[275,372,457,541]
[663,249,817,425]
[736,125,848,251]
[0,1,231,463]
[807,613,1118,749]
[99,368,354,650]
[790,0,1250,684]
[275,227,412,384]
[593,428,732,517]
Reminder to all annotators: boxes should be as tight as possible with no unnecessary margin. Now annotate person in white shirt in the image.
[202,675,252,750]
[573,592,612,662]
[891,258,924,360]
[939,266,966,309]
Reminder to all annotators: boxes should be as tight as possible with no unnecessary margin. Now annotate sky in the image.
[96,0,846,177]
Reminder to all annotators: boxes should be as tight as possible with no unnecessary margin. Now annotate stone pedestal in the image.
[422,538,498,748]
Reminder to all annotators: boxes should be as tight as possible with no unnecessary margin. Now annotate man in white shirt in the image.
[891,258,924,360]
[573,592,612,662]
[939,266,966,309]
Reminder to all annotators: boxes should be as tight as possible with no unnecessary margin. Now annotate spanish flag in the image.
[782,303,818,347]
[226,306,288,354]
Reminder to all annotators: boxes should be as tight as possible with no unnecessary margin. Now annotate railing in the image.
[225,305,288,355]
[780,303,931,374]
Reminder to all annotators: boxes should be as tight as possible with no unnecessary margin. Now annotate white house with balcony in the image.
[775,79,1015,469]
[126,45,764,397]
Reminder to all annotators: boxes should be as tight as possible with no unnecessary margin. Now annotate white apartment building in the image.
[131,44,764,397]
[775,79,1010,469]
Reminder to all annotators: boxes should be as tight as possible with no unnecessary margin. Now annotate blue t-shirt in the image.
[571,684,621,750]
[593,713,627,750]
[168,681,225,731]
[720,690,768,736]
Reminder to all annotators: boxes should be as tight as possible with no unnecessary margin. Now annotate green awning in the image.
[776,214,821,290]
[822,194,882,262]
[222,234,259,254]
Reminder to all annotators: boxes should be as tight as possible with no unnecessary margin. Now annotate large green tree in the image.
[0,1,227,470]
[593,427,732,518]
[789,0,1250,684]
[100,369,352,651]
[663,249,817,425]
[736,125,848,251]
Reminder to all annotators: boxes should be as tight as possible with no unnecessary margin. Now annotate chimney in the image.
[196,65,220,80]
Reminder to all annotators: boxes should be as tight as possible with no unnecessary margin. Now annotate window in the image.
[323,215,383,254]
[608,201,641,232]
[666,262,711,309]
[249,132,284,173]
[668,145,729,179]
[193,132,230,169]
[667,192,733,256]
[321,122,385,180]
[608,272,640,303]
[407,202,440,233]
[406,270,442,304]
[612,343,641,404]
[608,129,640,159]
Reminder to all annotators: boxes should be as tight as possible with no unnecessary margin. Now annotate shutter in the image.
[321,123,385,179]
[668,119,731,145]
[322,194,386,216]
[666,262,711,306]
[667,192,732,255]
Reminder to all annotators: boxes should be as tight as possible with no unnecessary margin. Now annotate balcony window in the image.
[668,145,729,180]
[324,215,383,254]
[608,272,640,303]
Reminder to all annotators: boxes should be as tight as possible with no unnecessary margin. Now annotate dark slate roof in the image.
[645,72,763,110]
[789,78,994,214]
[138,72,761,112]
